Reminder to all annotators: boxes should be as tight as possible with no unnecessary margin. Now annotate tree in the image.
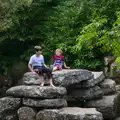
[0,0,32,31]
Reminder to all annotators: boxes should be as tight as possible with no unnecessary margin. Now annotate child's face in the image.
[36,50,42,55]
[56,51,61,56]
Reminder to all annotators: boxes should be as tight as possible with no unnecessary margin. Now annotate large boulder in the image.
[99,79,116,95]
[23,69,94,87]
[17,107,36,120]
[85,94,118,120]
[67,86,103,101]
[6,85,67,99]
[0,97,21,119]
[116,118,120,120]
[23,98,67,108]
[36,107,103,120]
[71,71,105,88]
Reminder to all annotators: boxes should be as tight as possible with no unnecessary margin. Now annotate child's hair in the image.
[34,45,42,51]
[56,49,63,54]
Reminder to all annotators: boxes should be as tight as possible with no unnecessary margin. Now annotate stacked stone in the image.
[84,74,118,120]
[23,69,120,120]
[22,69,104,120]
[0,69,104,120]
[4,85,67,120]
[24,70,104,102]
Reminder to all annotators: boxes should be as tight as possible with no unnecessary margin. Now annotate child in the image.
[53,49,70,71]
[28,46,55,87]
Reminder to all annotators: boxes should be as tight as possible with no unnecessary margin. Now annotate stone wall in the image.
[0,69,120,120]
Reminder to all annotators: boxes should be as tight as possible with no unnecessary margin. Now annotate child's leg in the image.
[40,75,44,87]
[53,66,58,71]
[42,67,55,87]
[36,68,44,87]
[33,67,45,87]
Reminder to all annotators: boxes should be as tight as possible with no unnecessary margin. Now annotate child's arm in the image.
[63,61,70,69]
[28,56,36,73]
[28,64,36,73]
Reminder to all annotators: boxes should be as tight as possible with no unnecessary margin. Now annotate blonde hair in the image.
[56,49,63,54]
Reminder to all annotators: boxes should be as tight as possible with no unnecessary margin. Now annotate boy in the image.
[53,49,70,71]
[28,46,55,87]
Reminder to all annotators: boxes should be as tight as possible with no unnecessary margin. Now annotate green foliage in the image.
[0,0,32,31]
[0,0,120,74]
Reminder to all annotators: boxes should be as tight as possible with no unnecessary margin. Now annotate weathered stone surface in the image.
[23,72,42,85]
[67,86,103,101]
[104,56,116,66]
[116,85,120,92]
[116,117,120,120]
[3,113,18,120]
[6,85,67,98]
[23,69,94,87]
[85,94,118,120]
[23,98,67,108]
[73,71,105,88]
[0,97,21,119]
[17,107,36,120]
[99,79,116,95]
[36,107,103,120]
[0,97,21,112]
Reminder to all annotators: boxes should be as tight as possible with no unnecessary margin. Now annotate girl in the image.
[53,49,70,71]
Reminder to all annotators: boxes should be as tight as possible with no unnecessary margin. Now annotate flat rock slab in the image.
[36,107,103,120]
[0,97,21,119]
[23,98,67,108]
[6,85,67,99]
[99,79,116,95]
[67,86,103,101]
[85,94,118,120]
[116,118,120,120]
[23,69,94,87]
[71,71,105,88]
[17,107,36,120]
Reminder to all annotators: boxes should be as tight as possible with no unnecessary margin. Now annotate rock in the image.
[85,94,118,120]
[0,97,21,119]
[23,98,67,108]
[23,69,94,87]
[23,72,42,85]
[73,71,105,88]
[116,85,120,92]
[67,86,103,101]
[17,107,36,120]
[116,117,120,120]
[6,85,67,99]
[104,56,116,66]
[109,61,119,78]
[3,113,18,120]
[99,79,116,95]
[36,107,103,120]
[0,97,21,111]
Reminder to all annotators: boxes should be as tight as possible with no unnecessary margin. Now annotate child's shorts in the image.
[33,66,52,79]
[55,65,62,70]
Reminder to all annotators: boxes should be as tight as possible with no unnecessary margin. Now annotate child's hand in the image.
[32,71,37,74]
[66,66,70,69]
